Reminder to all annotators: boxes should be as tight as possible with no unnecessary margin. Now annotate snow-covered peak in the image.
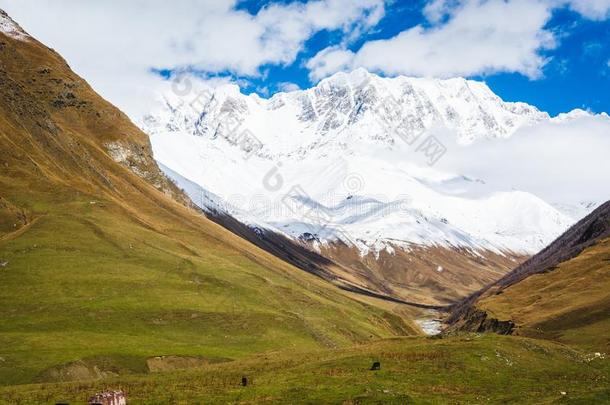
[550,108,610,123]
[0,10,29,41]
[141,69,577,257]
[142,70,549,159]
[315,67,373,88]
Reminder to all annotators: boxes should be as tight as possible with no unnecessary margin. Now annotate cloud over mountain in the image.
[1,0,608,117]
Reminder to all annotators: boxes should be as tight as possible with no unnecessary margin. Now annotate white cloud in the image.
[436,113,610,204]
[277,82,301,92]
[307,0,610,82]
[306,46,356,81]
[423,0,461,22]
[562,0,610,20]
[308,0,556,81]
[0,0,384,118]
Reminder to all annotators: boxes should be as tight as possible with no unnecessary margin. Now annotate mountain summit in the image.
[141,69,577,305]
[143,68,550,152]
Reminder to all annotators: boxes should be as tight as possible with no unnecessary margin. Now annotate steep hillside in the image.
[0,11,415,386]
[449,200,610,350]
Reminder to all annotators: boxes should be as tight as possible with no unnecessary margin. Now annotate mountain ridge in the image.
[448,199,610,350]
[143,67,551,150]
[139,67,584,306]
[142,67,583,257]
[143,67,610,151]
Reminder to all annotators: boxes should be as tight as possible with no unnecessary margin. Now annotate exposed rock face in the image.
[104,139,186,197]
[452,306,515,335]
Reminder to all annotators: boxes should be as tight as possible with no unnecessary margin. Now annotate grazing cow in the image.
[241,376,248,387]
[370,361,381,371]
[88,390,126,405]
[0,261,8,268]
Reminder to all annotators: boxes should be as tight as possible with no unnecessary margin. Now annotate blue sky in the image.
[3,0,609,117]
[481,7,610,115]
[231,0,610,116]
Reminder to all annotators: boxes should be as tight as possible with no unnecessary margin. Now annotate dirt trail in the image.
[0,215,41,243]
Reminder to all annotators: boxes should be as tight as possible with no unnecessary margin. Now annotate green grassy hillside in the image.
[1,334,608,404]
[0,187,413,386]
[0,16,415,386]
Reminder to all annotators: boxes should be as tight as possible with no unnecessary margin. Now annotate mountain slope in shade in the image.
[448,200,610,350]
[0,11,414,385]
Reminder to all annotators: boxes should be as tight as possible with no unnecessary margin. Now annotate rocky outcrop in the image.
[104,140,191,205]
[449,306,515,335]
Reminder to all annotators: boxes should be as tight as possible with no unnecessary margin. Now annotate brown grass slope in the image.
[0,11,416,385]
[449,200,610,350]
[317,242,524,307]
[211,212,523,311]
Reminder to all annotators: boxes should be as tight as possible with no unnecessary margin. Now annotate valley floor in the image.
[1,334,608,404]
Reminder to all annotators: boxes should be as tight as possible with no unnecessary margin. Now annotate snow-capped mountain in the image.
[140,69,589,304]
[142,69,573,253]
[143,68,549,157]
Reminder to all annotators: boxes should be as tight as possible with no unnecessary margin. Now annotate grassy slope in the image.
[1,334,608,404]
[476,237,610,351]
[0,25,415,386]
